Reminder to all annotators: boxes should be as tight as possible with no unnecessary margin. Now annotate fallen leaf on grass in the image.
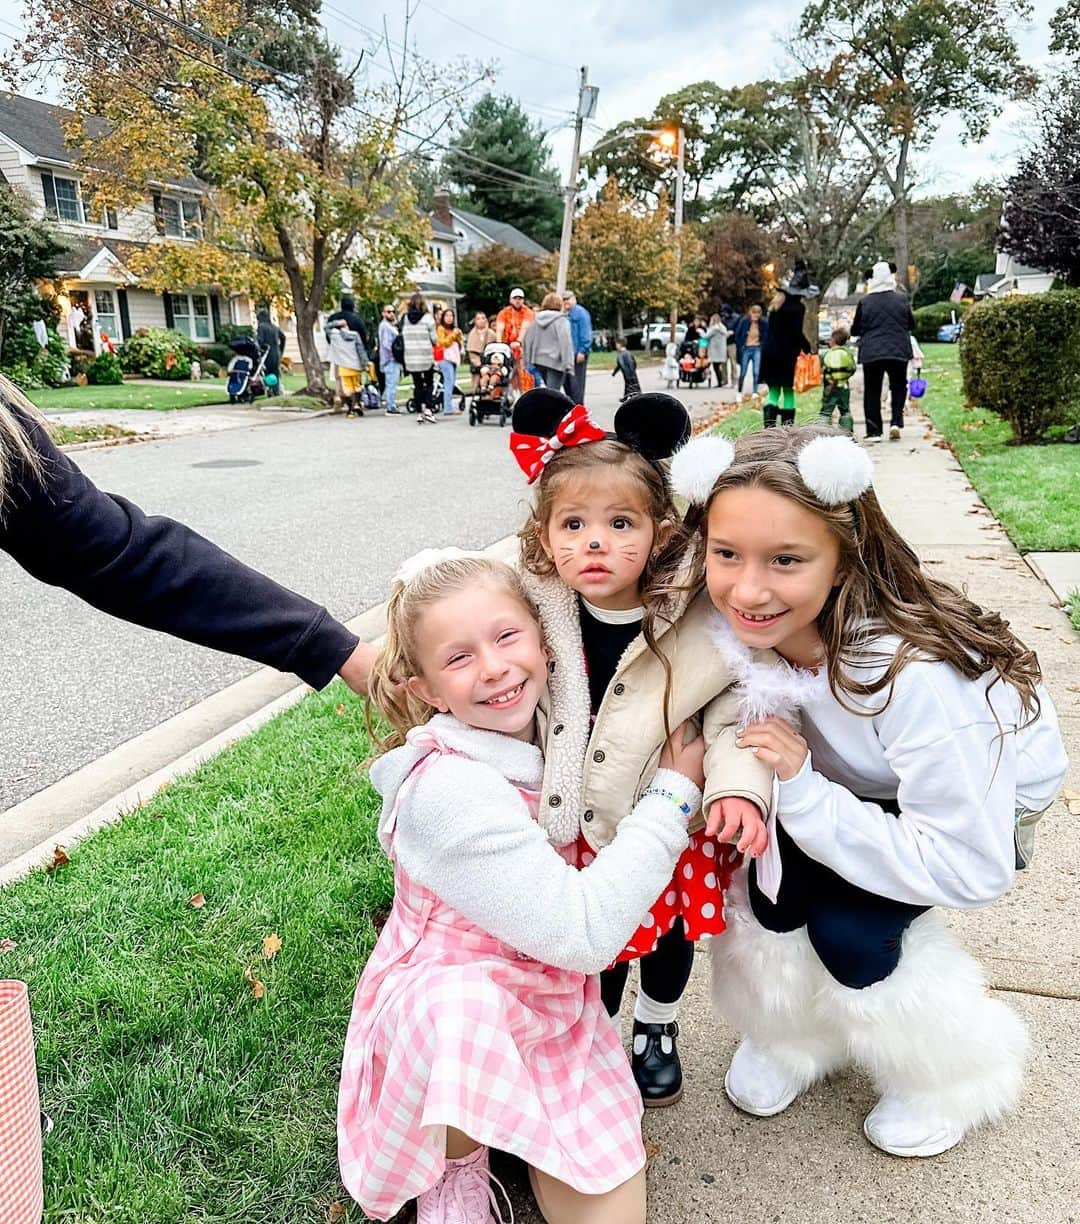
[244,966,265,999]
[263,932,282,960]
[326,1204,347,1223]
[189,893,206,909]
[335,703,346,715]
[46,845,69,873]
[0,938,17,953]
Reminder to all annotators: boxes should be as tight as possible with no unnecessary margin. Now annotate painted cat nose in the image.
[588,540,601,550]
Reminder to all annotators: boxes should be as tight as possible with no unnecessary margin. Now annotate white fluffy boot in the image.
[711,870,849,1116]
[825,911,1030,1158]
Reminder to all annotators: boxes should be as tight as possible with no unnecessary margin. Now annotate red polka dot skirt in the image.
[575,832,741,965]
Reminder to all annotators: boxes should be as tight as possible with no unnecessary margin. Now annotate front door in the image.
[68,290,96,352]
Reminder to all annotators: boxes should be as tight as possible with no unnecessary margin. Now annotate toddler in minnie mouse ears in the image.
[509,386,778,1109]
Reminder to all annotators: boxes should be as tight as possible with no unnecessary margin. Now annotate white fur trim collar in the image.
[708,614,828,725]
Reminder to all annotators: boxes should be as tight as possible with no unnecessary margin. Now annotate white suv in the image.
[643,320,687,351]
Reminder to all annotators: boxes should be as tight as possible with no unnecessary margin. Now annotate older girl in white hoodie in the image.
[670,425,1067,1158]
[338,551,706,1224]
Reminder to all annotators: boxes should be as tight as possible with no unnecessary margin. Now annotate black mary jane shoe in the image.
[631,1020,683,1107]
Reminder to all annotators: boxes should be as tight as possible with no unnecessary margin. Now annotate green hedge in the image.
[912,300,970,342]
[118,328,196,380]
[960,291,1080,443]
[86,351,124,385]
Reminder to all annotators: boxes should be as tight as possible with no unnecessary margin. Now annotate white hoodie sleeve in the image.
[393,762,698,973]
[776,663,1050,908]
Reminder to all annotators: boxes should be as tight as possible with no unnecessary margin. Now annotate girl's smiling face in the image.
[705,485,841,668]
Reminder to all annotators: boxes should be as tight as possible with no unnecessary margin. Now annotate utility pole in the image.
[556,66,598,294]
[669,124,685,344]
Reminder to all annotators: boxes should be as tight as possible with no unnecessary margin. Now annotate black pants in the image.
[563,356,588,403]
[600,918,693,1017]
[862,359,907,436]
[410,368,433,411]
[748,821,928,989]
[712,360,726,386]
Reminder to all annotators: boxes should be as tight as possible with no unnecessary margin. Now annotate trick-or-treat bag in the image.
[0,981,44,1224]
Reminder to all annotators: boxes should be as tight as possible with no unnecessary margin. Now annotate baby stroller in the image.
[468,341,514,427]
[227,336,268,404]
[676,339,711,390]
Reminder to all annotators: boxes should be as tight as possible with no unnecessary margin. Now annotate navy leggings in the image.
[600,919,692,1017]
[749,820,929,989]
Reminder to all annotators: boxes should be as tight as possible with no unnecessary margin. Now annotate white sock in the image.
[634,990,678,1027]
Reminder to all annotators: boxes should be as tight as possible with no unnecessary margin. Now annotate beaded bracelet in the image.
[641,786,693,817]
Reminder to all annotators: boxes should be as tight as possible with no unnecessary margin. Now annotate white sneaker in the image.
[889,425,901,440]
[863,1096,964,1158]
[723,1039,806,1117]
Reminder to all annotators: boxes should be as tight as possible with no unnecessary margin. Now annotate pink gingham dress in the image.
[337,737,646,1222]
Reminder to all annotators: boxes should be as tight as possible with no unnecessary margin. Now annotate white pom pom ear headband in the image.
[669,433,873,507]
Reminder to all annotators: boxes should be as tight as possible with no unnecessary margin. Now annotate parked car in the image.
[644,320,687,351]
[937,322,963,342]
[818,317,834,344]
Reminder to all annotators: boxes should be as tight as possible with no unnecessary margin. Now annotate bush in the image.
[200,358,221,377]
[86,351,124,385]
[67,349,94,378]
[215,322,253,344]
[0,325,69,388]
[197,342,232,367]
[959,290,1080,443]
[912,299,971,343]
[118,328,196,378]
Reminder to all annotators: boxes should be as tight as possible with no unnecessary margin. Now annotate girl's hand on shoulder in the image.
[735,717,808,782]
[659,720,706,791]
[705,796,768,857]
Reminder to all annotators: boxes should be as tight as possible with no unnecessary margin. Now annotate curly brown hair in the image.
[685,425,1042,719]
[518,439,692,737]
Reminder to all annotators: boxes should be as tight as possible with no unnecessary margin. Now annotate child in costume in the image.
[338,551,707,1224]
[669,425,1068,1158]
[509,387,774,1109]
[819,326,856,434]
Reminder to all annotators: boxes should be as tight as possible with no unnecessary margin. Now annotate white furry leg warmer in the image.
[711,869,849,1089]
[825,911,1029,1135]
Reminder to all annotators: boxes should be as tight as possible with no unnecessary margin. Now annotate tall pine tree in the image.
[444,94,563,249]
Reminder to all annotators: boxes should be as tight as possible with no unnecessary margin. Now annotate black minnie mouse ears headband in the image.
[509,388,691,484]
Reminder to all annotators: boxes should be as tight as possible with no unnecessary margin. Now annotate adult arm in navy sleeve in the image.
[1,403,362,690]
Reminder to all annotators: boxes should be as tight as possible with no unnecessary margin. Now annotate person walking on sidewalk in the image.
[522,292,575,391]
[705,314,730,387]
[611,337,640,400]
[851,260,917,442]
[495,287,535,397]
[759,262,816,428]
[401,292,438,423]
[465,311,496,391]
[340,550,708,1224]
[435,308,464,415]
[733,304,766,395]
[325,317,368,416]
[561,289,593,402]
[0,377,370,693]
[819,325,857,434]
[377,303,402,413]
[671,425,1068,1161]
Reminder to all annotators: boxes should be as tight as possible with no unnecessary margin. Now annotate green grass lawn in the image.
[28,373,309,412]
[1067,590,1080,633]
[916,343,1080,552]
[46,422,138,447]
[0,685,389,1223]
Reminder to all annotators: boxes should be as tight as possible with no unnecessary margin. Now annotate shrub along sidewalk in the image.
[918,342,1080,552]
[0,686,389,1224]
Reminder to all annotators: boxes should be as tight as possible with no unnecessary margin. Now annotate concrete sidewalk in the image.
[504,399,1080,1223]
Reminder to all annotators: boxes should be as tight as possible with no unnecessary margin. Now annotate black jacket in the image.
[851,291,916,364]
[1,405,358,688]
[760,297,810,388]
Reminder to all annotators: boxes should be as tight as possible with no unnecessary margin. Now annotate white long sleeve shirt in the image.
[369,715,699,974]
[764,642,1067,910]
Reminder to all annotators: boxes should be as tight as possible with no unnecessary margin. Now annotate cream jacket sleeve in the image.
[394,762,699,973]
[701,684,775,819]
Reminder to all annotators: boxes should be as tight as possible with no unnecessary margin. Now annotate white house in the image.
[973,251,1055,299]
[0,92,252,354]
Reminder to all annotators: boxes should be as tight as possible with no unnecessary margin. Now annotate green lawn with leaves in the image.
[0,686,389,1223]
[28,374,310,412]
[916,343,1080,552]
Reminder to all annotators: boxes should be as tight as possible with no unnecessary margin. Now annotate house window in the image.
[40,173,118,228]
[172,293,213,341]
[161,196,203,240]
[427,243,444,272]
[53,176,82,222]
[94,290,120,342]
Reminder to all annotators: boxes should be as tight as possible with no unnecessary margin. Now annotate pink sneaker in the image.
[416,1144,513,1223]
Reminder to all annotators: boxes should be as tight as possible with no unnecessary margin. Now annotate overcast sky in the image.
[0,0,1063,198]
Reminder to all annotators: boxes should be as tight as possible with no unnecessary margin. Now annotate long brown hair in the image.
[0,373,46,519]
[366,555,541,754]
[518,440,691,736]
[687,425,1042,717]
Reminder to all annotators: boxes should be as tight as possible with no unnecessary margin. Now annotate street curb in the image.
[0,532,519,888]
[56,408,334,454]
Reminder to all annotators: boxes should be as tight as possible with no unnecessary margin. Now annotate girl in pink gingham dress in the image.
[338,552,705,1224]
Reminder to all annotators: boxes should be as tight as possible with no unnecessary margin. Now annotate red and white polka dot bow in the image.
[509,403,607,484]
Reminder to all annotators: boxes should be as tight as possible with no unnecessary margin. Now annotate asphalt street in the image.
[1,364,716,811]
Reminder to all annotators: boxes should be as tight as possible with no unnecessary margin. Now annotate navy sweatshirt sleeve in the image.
[1,406,358,688]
